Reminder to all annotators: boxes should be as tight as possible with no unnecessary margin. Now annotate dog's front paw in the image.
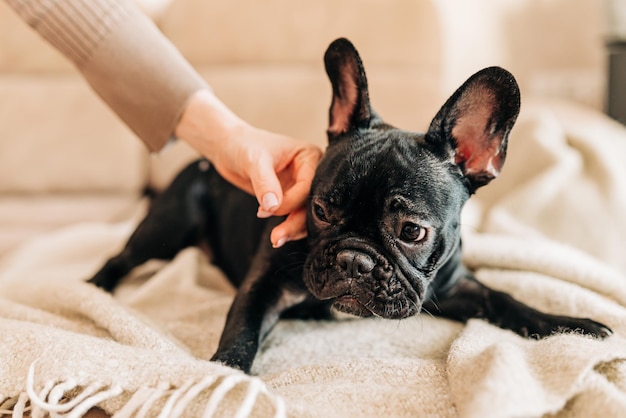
[86,255,134,292]
[516,314,612,340]
[86,272,116,292]
[211,347,255,374]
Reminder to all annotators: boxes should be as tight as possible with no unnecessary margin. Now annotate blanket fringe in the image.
[0,360,285,418]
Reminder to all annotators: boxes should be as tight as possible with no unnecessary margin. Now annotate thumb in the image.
[249,153,283,215]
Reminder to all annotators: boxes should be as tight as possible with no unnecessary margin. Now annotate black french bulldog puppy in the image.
[88,38,611,373]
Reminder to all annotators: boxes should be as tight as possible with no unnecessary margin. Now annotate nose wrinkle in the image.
[336,250,375,277]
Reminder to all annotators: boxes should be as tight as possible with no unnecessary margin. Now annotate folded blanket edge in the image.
[0,359,286,418]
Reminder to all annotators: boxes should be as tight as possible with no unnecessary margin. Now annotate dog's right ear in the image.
[324,38,373,141]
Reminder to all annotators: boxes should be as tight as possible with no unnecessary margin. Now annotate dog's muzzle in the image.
[304,241,421,319]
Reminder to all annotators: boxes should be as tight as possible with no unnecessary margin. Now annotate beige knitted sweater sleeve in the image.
[5,0,209,151]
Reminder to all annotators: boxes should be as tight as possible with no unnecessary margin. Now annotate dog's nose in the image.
[336,250,375,277]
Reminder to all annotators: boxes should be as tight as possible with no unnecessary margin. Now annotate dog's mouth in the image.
[332,295,374,317]
[330,291,420,319]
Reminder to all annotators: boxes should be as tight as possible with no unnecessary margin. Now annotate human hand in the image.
[176,90,323,247]
[208,124,322,247]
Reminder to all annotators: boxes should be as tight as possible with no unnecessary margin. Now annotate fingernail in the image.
[273,237,288,248]
[262,192,279,212]
[257,209,273,218]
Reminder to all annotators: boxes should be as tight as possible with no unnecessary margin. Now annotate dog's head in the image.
[302,38,520,318]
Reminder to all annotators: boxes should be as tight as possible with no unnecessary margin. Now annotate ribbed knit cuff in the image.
[6,0,128,66]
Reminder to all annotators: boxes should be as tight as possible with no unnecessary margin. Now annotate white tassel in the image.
[272,394,287,418]
[134,382,171,418]
[110,386,154,418]
[18,359,286,418]
[238,378,287,418]
[202,374,248,418]
[154,379,196,418]
[11,393,29,418]
[48,379,78,405]
[169,374,222,418]
[25,360,122,418]
[63,384,123,418]
[26,362,96,413]
[30,380,55,418]
[233,378,262,418]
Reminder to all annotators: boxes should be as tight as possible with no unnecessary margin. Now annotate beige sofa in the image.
[0,0,607,257]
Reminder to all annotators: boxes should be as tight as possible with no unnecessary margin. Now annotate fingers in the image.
[245,138,321,246]
[277,180,311,216]
[249,152,283,217]
[270,207,308,248]
[272,146,322,216]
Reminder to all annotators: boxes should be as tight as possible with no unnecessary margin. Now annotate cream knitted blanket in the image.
[1,100,626,417]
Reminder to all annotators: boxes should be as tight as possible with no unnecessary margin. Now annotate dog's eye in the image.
[400,222,426,242]
[313,203,329,223]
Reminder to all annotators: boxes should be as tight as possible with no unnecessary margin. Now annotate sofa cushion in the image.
[0,194,144,257]
[159,0,440,68]
[0,75,148,194]
[0,1,74,73]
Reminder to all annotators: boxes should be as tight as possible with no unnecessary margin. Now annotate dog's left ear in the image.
[426,67,520,192]
[324,38,372,141]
